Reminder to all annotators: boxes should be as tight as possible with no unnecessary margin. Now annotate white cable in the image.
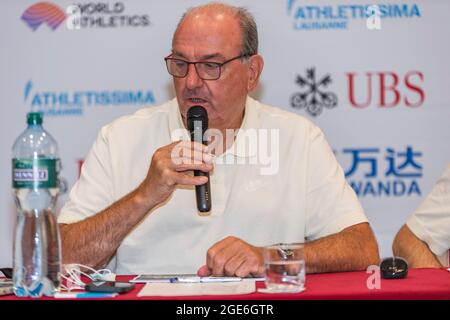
[60,263,115,292]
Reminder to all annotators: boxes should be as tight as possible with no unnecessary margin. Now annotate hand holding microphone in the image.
[187,106,212,214]
[136,106,212,215]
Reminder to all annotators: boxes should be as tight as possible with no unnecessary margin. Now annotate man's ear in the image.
[247,55,264,92]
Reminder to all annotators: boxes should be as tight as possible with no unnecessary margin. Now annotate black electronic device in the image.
[187,105,212,213]
[85,281,135,294]
[380,256,408,279]
[0,268,13,279]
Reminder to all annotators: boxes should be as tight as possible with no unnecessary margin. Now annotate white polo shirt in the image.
[407,163,450,267]
[58,97,368,274]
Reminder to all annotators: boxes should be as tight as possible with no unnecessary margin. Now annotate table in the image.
[1,268,449,300]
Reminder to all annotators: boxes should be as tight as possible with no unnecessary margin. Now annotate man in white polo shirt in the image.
[393,163,450,268]
[58,3,380,275]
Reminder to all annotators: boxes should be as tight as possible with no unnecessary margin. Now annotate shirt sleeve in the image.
[58,125,114,224]
[305,125,368,241]
[406,164,450,257]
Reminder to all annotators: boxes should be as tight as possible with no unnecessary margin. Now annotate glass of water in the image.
[263,243,305,293]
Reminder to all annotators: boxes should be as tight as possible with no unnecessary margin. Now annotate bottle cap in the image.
[27,112,43,125]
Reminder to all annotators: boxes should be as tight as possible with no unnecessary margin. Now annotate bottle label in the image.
[12,159,58,189]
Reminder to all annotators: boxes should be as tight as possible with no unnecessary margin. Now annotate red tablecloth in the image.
[2,268,449,300]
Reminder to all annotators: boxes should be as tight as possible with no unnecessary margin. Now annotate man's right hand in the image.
[60,140,213,269]
[137,141,214,208]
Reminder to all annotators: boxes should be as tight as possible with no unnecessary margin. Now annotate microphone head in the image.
[187,106,208,131]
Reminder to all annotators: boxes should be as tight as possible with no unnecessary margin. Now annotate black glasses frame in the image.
[164,54,252,80]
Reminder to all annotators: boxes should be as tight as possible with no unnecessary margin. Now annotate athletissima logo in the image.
[24,80,156,117]
[287,1,421,31]
[290,67,338,117]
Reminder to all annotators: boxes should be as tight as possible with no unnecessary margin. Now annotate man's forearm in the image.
[304,223,380,273]
[60,185,158,269]
[392,224,442,268]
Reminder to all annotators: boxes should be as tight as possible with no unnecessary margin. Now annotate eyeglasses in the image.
[164,54,251,80]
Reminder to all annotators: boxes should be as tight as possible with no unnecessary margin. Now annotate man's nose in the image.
[186,64,203,89]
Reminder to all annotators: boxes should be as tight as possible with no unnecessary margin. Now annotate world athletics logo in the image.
[21,2,151,31]
[21,2,66,31]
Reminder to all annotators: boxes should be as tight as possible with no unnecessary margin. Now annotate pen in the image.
[169,276,242,283]
[54,292,118,299]
[170,276,201,283]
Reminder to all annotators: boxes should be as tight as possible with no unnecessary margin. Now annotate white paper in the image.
[131,274,264,283]
[137,281,256,297]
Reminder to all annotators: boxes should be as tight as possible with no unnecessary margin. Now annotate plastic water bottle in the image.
[12,112,62,297]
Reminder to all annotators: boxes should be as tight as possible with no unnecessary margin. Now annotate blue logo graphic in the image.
[287,1,421,31]
[24,80,156,116]
[339,146,423,197]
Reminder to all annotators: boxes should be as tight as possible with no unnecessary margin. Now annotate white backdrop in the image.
[1,0,449,268]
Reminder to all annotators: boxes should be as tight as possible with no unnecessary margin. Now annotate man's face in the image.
[171,12,250,130]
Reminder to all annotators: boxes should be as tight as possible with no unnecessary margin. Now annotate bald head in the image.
[173,2,258,57]
[169,2,264,132]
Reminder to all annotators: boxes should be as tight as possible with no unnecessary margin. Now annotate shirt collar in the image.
[168,96,259,158]
[168,98,190,141]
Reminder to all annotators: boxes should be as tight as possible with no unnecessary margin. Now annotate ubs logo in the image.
[290,67,338,117]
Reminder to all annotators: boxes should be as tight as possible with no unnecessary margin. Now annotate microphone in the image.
[187,106,212,214]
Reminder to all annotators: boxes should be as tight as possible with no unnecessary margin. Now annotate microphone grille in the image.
[187,106,208,131]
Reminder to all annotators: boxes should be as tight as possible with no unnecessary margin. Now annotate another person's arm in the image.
[392,164,450,268]
[392,224,442,268]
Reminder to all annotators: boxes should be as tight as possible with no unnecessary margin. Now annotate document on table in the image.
[137,281,256,297]
[131,274,264,283]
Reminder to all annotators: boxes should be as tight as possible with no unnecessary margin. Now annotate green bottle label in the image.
[12,159,58,189]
